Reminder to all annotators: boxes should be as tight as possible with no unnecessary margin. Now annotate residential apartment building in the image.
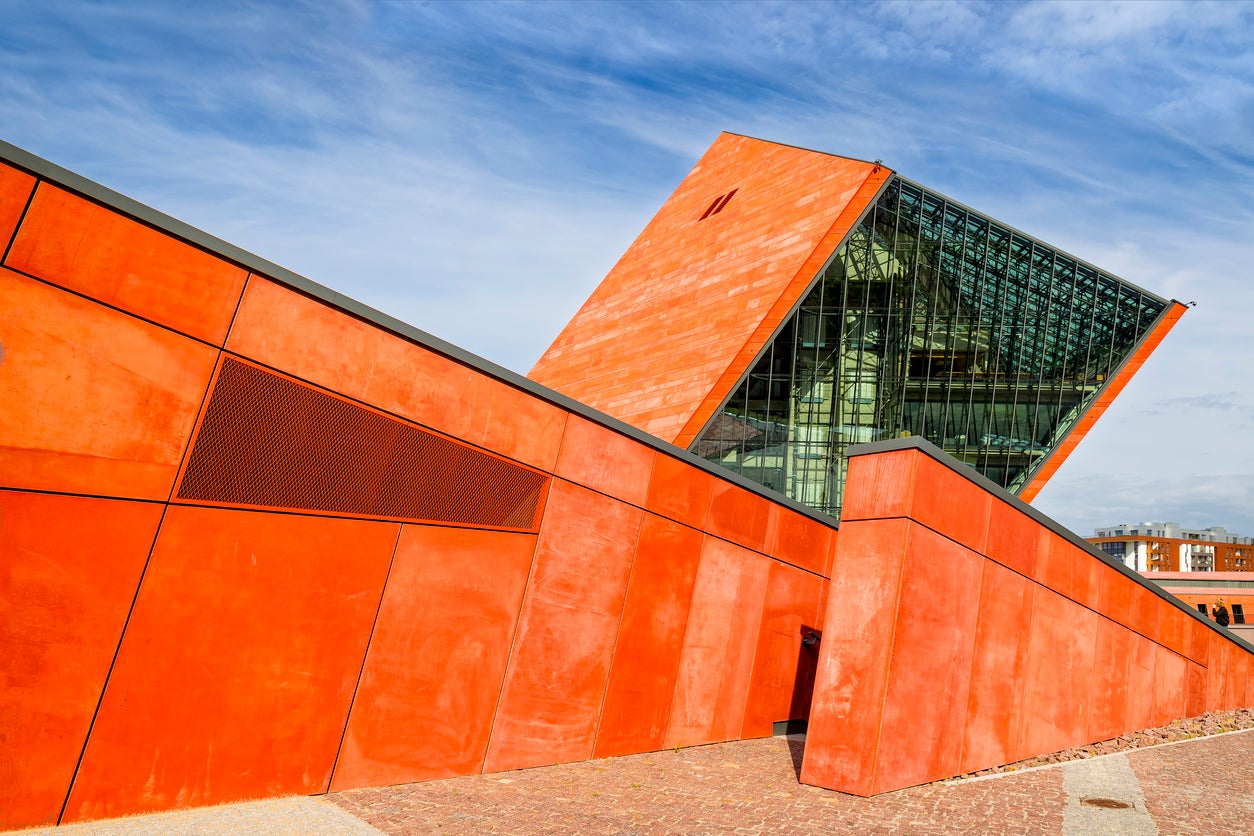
[1090,522,1254,572]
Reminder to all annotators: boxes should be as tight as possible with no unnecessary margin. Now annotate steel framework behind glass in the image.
[690,176,1170,518]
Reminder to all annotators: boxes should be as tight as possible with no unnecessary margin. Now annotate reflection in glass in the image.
[689,177,1171,518]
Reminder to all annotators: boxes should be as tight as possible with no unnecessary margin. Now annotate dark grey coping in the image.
[0,138,836,532]
[847,436,1254,654]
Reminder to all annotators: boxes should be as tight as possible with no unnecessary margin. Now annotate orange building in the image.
[1090,522,1254,573]
[533,133,1186,517]
[1141,572,1254,637]
[0,133,1248,829]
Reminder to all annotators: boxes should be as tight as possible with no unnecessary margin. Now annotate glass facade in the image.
[690,176,1170,518]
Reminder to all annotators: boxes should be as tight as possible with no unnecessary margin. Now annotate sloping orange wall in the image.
[800,439,1254,797]
[528,132,890,446]
[0,155,837,828]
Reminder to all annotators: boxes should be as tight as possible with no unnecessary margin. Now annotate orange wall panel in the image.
[740,560,825,738]
[907,454,990,554]
[225,278,568,471]
[64,507,398,821]
[1089,618,1134,743]
[959,561,1035,774]
[873,524,983,792]
[0,269,219,499]
[838,449,917,521]
[766,507,836,578]
[984,497,1041,579]
[705,480,772,552]
[483,481,641,772]
[1157,607,1191,659]
[1033,531,1074,601]
[1152,647,1188,727]
[594,515,703,758]
[5,184,247,345]
[1069,549,1103,614]
[553,414,655,507]
[664,536,770,748]
[800,517,909,797]
[331,526,536,790]
[1095,562,1135,633]
[644,452,715,530]
[1020,588,1093,761]
[1130,584,1162,644]
[0,491,161,831]
[0,162,36,248]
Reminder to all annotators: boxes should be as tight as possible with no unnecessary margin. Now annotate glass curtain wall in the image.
[690,176,1170,518]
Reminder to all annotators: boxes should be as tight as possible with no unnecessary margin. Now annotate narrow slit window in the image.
[699,188,739,220]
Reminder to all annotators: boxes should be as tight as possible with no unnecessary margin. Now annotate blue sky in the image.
[3,0,1253,537]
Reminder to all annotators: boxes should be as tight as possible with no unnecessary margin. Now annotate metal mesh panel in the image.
[178,358,548,531]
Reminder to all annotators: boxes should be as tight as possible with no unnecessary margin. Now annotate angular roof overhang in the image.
[528,133,892,446]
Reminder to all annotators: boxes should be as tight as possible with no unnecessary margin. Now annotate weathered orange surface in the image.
[530,133,891,445]
[0,161,35,247]
[801,443,1253,797]
[331,527,536,790]
[705,479,774,553]
[644,451,716,529]
[64,507,398,821]
[553,414,655,507]
[741,561,826,738]
[0,491,162,830]
[594,514,703,758]
[766,506,837,578]
[1020,301,1188,502]
[0,268,219,500]
[483,480,642,772]
[798,517,908,796]
[227,277,569,472]
[5,184,248,345]
[664,537,770,748]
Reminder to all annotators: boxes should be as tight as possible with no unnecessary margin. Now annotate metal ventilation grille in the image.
[178,358,548,531]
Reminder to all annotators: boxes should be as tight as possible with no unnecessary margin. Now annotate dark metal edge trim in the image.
[720,130,890,170]
[846,435,1254,654]
[1012,300,1186,495]
[890,173,1173,306]
[0,138,837,531]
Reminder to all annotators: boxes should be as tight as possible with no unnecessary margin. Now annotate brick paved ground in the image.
[1127,731,1254,835]
[9,729,1250,834]
[329,736,1069,835]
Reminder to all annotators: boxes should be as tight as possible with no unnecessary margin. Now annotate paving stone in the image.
[8,726,1251,834]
